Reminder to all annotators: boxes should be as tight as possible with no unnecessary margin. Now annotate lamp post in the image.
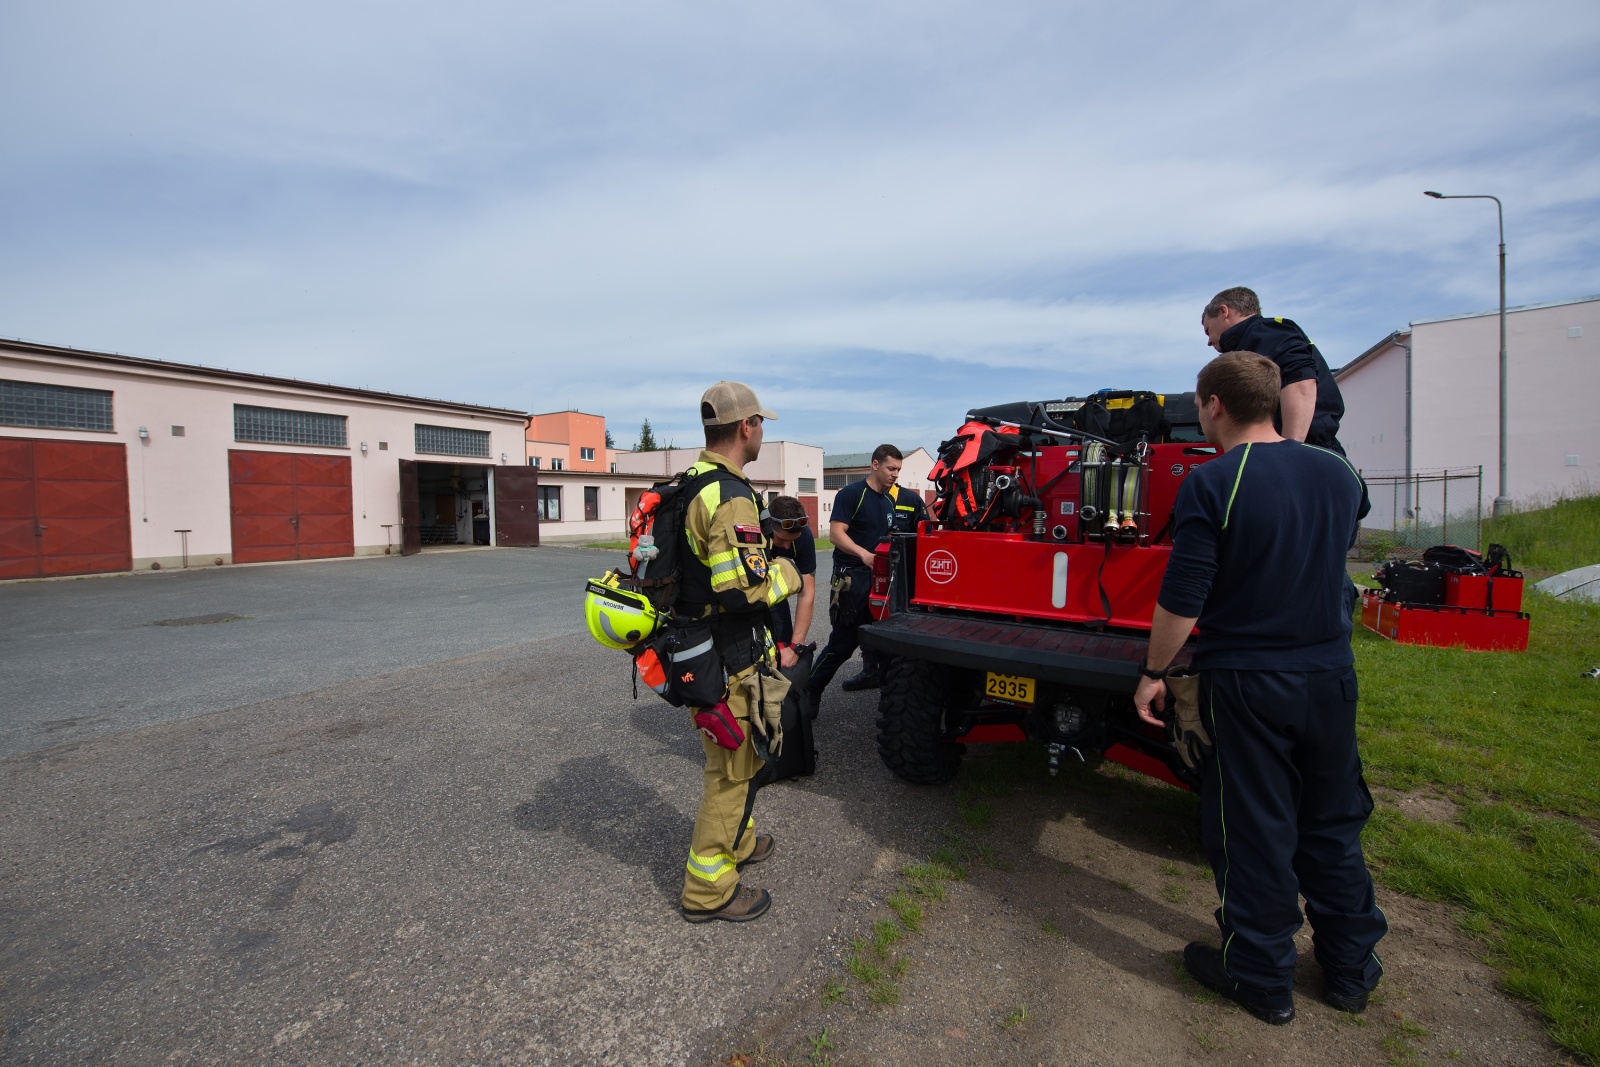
[1424,190,1509,516]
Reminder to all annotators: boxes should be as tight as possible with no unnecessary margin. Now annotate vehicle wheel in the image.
[875,656,965,785]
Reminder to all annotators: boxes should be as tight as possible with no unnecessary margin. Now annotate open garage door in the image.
[0,437,132,579]
[493,465,540,547]
[229,450,353,564]
[398,459,421,555]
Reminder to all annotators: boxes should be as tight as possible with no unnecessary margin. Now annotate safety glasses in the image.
[771,516,807,531]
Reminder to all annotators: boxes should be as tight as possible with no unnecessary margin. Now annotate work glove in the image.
[742,664,791,761]
[1165,670,1212,775]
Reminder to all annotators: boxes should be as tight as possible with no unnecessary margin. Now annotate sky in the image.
[2,0,1597,455]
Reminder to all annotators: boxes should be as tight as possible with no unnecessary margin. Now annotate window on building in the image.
[415,423,490,458]
[798,477,817,493]
[528,456,541,469]
[1,379,114,432]
[609,462,618,473]
[538,485,562,521]
[823,472,847,490]
[235,404,346,447]
[580,447,596,462]
[550,457,565,471]
[584,486,599,521]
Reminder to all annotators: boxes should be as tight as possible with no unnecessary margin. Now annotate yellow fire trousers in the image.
[681,662,766,912]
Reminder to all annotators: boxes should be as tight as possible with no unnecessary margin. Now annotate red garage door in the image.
[229,450,354,564]
[0,437,133,580]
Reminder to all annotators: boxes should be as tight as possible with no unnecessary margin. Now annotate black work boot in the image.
[840,672,883,692]
[1182,942,1295,1025]
[738,833,775,869]
[1321,986,1369,1013]
[681,883,772,924]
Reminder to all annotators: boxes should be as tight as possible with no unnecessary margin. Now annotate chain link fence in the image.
[1356,467,1484,560]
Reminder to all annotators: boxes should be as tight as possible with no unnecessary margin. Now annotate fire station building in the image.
[1,338,536,579]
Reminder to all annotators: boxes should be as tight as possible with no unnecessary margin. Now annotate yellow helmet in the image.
[583,570,661,650]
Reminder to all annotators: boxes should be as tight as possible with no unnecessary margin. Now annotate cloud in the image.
[2,0,1598,453]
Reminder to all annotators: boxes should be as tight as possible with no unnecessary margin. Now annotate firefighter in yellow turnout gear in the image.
[678,382,801,923]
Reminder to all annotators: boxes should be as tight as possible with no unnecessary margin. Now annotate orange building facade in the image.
[525,410,608,473]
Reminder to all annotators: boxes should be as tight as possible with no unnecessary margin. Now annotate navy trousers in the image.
[808,563,874,703]
[1199,666,1387,1006]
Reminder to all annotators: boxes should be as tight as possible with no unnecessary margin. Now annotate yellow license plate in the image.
[985,672,1035,704]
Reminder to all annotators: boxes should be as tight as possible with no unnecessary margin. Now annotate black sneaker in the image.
[1321,987,1369,1014]
[1182,943,1295,1025]
[840,672,883,692]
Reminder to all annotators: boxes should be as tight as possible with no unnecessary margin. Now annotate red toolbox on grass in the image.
[1361,592,1529,652]
[1444,572,1523,612]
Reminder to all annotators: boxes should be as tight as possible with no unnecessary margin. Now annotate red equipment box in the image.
[912,527,1167,631]
[1361,593,1529,652]
[1445,573,1523,612]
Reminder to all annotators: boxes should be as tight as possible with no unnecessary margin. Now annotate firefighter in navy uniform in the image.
[676,381,801,923]
[808,444,927,711]
[1134,353,1385,1025]
[1202,286,1348,453]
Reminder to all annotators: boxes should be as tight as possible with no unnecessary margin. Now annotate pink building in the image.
[1,338,533,578]
[1337,294,1599,522]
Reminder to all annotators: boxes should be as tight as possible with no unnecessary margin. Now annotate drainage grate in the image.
[150,613,250,627]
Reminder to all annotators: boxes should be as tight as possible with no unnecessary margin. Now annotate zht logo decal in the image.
[924,549,958,584]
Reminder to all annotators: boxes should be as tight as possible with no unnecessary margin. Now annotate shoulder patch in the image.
[734,524,764,545]
[742,550,768,580]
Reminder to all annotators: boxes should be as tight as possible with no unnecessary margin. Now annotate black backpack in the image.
[626,465,734,612]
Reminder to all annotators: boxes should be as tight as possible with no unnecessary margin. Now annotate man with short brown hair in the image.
[1134,351,1384,1025]
[1201,287,1347,452]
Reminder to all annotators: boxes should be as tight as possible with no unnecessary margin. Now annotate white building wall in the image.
[1410,297,1599,507]
[1337,339,1410,478]
[1,346,526,569]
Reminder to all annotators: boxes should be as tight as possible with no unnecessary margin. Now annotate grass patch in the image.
[819,978,846,1006]
[1482,494,1600,577]
[886,889,923,934]
[582,540,633,551]
[1379,1015,1430,1067]
[1363,801,1600,1061]
[1160,881,1191,904]
[871,919,902,957]
[1352,499,1600,1063]
[998,1004,1029,1030]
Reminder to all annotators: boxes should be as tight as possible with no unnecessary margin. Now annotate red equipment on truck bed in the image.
[860,391,1217,787]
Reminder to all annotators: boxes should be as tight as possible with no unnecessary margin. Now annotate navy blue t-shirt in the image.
[1219,315,1346,452]
[1157,440,1366,670]
[829,480,928,570]
[767,528,817,645]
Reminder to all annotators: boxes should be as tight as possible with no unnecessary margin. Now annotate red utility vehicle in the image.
[858,391,1217,788]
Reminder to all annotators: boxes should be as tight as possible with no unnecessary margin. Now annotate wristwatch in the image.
[1138,659,1169,680]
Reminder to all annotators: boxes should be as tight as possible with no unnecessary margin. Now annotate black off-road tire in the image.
[875,656,965,785]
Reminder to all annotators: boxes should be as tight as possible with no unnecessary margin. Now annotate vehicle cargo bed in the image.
[859,610,1191,691]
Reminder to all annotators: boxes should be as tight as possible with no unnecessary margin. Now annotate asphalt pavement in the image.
[2,544,927,1066]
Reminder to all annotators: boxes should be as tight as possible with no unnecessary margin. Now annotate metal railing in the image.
[1357,467,1484,558]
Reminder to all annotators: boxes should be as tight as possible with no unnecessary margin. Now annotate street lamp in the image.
[1424,190,1510,516]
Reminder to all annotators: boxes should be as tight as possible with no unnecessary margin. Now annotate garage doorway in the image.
[0,437,132,579]
[228,450,354,564]
[413,461,492,547]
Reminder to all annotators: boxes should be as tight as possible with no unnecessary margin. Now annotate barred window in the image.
[1,379,114,432]
[823,472,847,490]
[415,423,490,458]
[234,404,346,447]
[798,477,817,493]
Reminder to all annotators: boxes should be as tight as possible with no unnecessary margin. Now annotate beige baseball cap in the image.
[700,381,778,425]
